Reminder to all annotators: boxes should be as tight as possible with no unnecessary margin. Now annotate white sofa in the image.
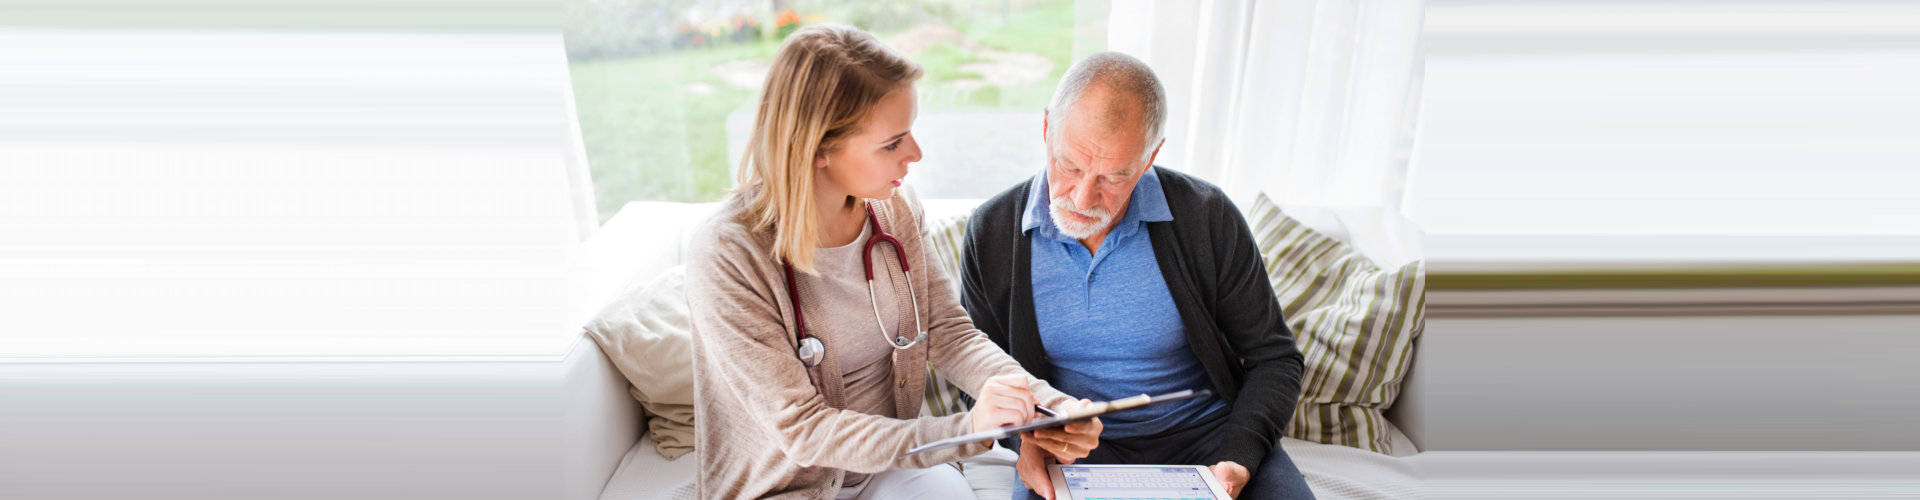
[568,200,1920,500]
[8,209,1908,499]
[568,199,1426,500]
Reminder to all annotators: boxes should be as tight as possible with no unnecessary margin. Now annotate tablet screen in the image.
[1057,466,1223,500]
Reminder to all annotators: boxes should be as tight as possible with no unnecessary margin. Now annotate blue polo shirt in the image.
[1023,168,1227,439]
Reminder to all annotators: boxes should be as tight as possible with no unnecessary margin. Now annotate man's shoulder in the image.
[1151,166,1234,213]
[965,177,1031,240]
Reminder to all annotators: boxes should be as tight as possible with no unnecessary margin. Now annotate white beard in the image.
[1049,196,1112,240]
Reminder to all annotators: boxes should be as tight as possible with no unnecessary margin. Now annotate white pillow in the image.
[584,266,696,460]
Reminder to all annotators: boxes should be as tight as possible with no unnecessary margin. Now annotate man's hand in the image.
[1017,399,1103,499]
[969,374,1038,433]
[1021,399,1102,463]
[1210,461,1250,499]
[1016,437,1057,499]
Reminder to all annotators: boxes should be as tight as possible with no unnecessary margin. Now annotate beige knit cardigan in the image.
[684,186,1074,499]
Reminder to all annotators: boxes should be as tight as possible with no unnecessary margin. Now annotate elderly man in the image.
[959,52,1314,500]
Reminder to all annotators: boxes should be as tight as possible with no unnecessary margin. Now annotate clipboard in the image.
[901,389,1212,457]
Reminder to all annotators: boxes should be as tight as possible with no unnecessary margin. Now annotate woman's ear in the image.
[813,151,829,169]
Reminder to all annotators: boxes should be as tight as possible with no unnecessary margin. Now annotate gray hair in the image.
[1045,51,1168,161]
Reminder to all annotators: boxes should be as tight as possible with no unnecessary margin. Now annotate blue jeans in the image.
[1013,409,1315,500]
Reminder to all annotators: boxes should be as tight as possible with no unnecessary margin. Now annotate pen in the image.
[1034,405,1058,418]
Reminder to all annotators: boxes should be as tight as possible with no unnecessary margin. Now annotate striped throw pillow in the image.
[921,211,973,418]
[1248,194,1426,455]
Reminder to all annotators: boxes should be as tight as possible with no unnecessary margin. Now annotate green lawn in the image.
[568,0,1089,221]
[953,0,1083,109]
[569,42,775,220]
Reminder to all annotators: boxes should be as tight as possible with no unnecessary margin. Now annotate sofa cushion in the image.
[593,435,1429,500]
[597,433,697,500]
[1249,194,1426,455]
[1284,436,1422,499]
[596,439,1025,500]
[584,266,696,460]
[956,444,1019,500]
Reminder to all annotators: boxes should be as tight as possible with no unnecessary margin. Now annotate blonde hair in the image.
[735,24,923,275]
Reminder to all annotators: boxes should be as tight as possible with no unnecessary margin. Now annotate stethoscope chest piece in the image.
[796,337,825,367]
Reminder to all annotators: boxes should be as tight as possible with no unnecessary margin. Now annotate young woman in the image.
[683,24,1101,499]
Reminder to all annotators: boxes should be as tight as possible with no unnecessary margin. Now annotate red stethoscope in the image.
[781,202,927,368]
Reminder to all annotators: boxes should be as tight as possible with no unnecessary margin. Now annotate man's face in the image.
[1043,97,1162,240]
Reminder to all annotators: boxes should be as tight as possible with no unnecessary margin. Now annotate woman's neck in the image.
[815,189,864,248]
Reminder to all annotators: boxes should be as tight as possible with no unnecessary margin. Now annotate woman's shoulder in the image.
[876,182,928,232]
[685,194,775,273]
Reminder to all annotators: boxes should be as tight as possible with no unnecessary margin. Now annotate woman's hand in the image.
[1021,399,1102,463]
[969,374,1038,433]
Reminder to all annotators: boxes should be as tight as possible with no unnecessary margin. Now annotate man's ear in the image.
[1041,108,1051,144]
[1144,138,1165,170]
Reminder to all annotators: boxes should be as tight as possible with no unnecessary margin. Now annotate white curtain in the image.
[1107,0,1425,211]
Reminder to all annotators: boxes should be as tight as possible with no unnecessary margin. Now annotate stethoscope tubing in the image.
[785,202,927,367]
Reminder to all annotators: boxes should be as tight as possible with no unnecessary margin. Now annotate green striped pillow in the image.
[922,211,973,418]
[1248,194,1426,455]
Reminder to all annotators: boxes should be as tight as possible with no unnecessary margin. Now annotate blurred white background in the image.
[1409,0,1920,265]
[0,13,590,358]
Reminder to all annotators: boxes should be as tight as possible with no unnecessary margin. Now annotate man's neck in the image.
[1074,203,1130,256]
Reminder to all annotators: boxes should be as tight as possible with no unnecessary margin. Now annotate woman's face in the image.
[816,85,921,202]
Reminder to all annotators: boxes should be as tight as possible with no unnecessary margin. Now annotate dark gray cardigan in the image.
[959,167,1305,473]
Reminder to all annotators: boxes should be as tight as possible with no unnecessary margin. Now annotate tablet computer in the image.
[1048,464,1231,500]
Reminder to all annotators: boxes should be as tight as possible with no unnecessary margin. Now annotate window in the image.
[564,0,1113,222]
[1,24,585,358]
[1410,0,1920,262]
